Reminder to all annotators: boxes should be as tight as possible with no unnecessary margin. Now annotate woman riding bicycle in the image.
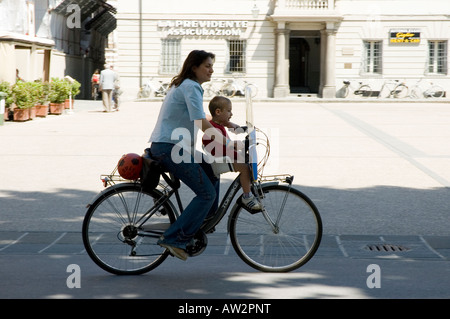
[149,50,241,261]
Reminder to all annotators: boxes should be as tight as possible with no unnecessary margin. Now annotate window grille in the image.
[226,40,246,73]
[362,41,382,74]
[160,39,181,74]
[428,41,447,75]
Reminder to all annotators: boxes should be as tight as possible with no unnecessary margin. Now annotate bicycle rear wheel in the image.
[220,83,236,97]
[342,85,350,98]
[82,184,176,275]
[229,184,322,272]
[427,85,445,98]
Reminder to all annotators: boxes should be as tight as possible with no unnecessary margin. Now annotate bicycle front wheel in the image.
[203,83,215,98]
[229,184,322,272]
[138,87,151,99]
[393,84,408,98]
[409,87,422,99]
[357,85,372,98]
[82,184,176,275]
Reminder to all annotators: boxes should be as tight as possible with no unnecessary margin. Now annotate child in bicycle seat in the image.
[202,96,262,211]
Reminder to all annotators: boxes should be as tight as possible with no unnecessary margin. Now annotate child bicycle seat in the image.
[202,146,235,177]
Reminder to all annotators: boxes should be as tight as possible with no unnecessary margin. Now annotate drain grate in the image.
[364,244,410,252]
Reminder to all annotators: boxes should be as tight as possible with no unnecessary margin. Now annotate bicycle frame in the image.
[94,164,293,245]
[378,80,408,98]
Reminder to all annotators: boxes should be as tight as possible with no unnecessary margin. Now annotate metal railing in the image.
[279,0,334,10]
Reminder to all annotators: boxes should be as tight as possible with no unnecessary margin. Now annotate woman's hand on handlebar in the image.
[228,125,248,134]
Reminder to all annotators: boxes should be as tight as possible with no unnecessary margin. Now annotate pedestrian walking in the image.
[99,64,118,112]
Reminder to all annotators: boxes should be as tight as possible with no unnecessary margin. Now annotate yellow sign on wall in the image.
[390,29,421,44]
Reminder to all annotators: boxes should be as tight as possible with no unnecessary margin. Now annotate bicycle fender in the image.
[85,182,138,208]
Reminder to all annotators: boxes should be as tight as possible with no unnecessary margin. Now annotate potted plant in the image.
[0,81,13,121]
[34,81,50,117]
[11,80,34,121]
[48,77,69,114]
[65,78,81,109]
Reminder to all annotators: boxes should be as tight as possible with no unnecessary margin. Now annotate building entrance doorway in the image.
[289,32,321,94]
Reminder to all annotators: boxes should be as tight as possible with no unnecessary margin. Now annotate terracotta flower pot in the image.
[4,107,9,121]
[35,104,48,117]
[29,106,36,119]
[13,108,30,121]
[49,102,64,115]
[64,99,75,109]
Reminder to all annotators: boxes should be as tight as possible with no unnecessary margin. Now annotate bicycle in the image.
[92,84,99,100]
[341,80,373,98]
[202,78,227,98]
[82,89,322,275]
[408,78,445,99]
[220,77,258,98]
[137,78,170,98]
[378,79,409,98]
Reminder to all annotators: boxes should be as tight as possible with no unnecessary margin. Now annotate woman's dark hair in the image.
[170,50,215,88]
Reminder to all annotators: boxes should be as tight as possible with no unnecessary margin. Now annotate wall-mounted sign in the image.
[389,29,421,44]
[158,20,249,37]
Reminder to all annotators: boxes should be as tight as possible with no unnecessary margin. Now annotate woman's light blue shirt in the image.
[149,79,205,148]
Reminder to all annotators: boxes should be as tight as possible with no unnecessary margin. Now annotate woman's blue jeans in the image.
[150,142,219,249]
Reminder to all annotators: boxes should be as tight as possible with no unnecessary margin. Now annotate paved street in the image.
[0,97,449,299]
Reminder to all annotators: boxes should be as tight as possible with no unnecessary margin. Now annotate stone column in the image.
[319,29,326,95]
[321,25,337,98]
[273,22,290,98]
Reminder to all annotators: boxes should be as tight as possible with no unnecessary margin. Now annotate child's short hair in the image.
[208,96,231,116]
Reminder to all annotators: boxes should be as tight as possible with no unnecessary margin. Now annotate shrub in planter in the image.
[34,81,50,117]
[70,79,81,98]
[12,81,34,121]
[12,81,35,109]
[49,78,70,114]
[0,81,13,107]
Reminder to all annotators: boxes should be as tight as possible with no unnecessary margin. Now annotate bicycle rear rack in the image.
[100,164,136,187]
[259,174,294,185]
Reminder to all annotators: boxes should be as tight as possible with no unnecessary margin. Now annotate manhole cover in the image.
[364,244,410,252]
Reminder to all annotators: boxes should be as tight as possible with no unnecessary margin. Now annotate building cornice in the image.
[0,32,54,48]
